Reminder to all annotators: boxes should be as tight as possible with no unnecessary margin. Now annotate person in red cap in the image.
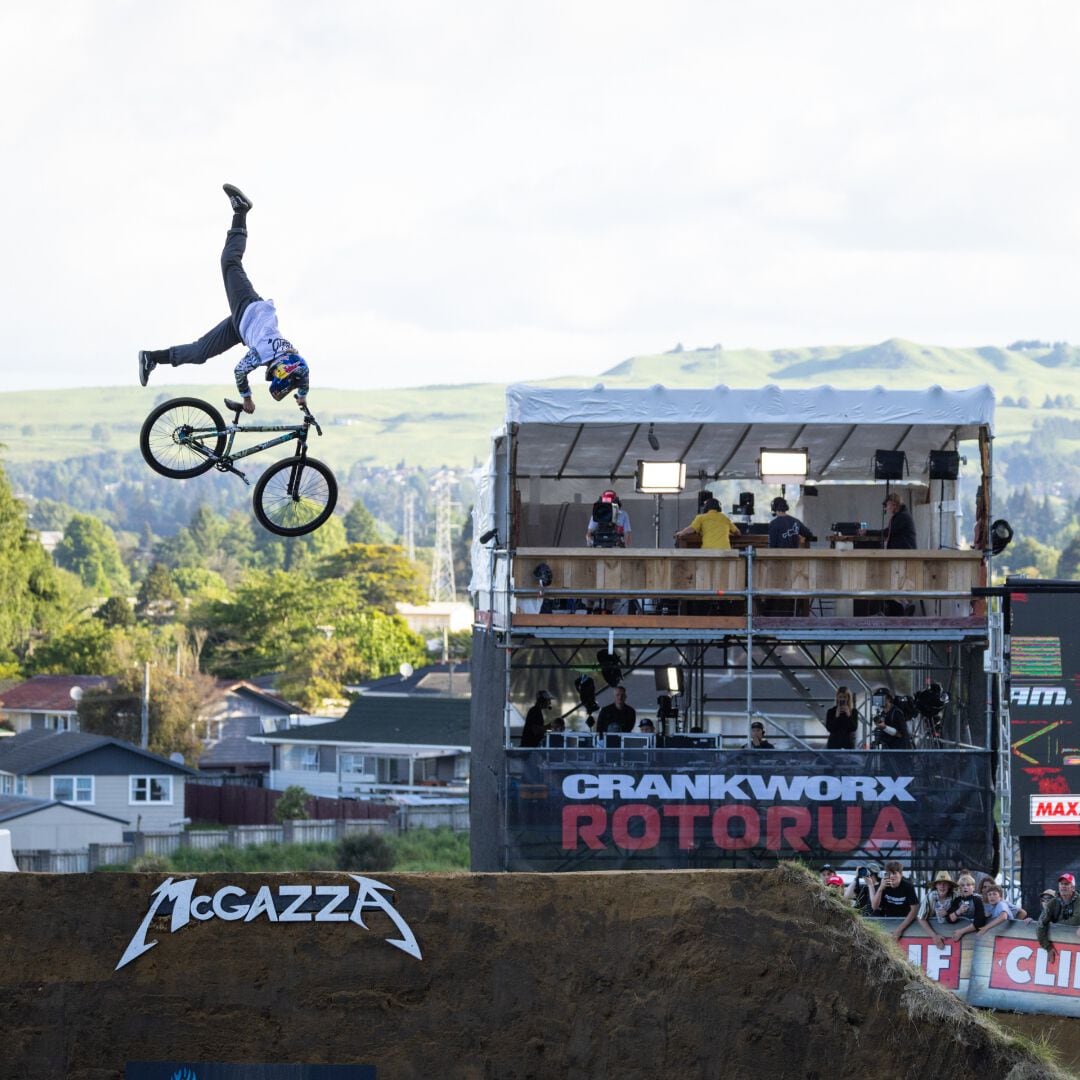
[1037,871,1080,962]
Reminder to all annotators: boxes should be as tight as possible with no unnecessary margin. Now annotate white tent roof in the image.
[505,384,994,482]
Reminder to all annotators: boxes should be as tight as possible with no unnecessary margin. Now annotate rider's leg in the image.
[220,227,263,330]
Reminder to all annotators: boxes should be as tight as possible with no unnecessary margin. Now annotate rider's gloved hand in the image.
[242,397,255,414]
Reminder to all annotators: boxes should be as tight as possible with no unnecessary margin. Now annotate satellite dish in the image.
[69,686,83,703]
[169,752,185,764]
[399,663,414,679]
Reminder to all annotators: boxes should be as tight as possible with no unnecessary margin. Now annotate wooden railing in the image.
[508,547,985,627]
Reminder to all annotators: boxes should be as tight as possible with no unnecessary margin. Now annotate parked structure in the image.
[470,384,1002,875]
[253,695,469,802]
[0,794,128,851]
[0,675,111,734]
[0,730,197,835]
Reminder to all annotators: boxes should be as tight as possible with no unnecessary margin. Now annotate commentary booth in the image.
[469,384,1003,877]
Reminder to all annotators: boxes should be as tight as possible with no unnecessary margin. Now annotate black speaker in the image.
[928,450,960,480]
[873,450,906,480]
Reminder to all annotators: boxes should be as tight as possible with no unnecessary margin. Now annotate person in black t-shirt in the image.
[596,686,636,735]
[825,686,860,749]
[767,497,814,549]
[872,689,911,749]
[520,690,552,747]
[871,860,919,940]
[748,720,775,749]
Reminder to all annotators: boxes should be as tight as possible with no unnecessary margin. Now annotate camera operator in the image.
[872,688,912,749]
[520,690,552,748]
[844,863,882,915]
[870,860,919,940]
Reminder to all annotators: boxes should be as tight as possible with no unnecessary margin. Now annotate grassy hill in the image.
[3,339,1078,471]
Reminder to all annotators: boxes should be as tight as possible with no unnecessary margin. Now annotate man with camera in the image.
[844,863,882,916]
[872,688,912,749]
[520,690,553,748]
[1037,871,1080,963]
[870,860,919,940]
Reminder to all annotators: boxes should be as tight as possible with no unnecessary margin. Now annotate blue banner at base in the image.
[126,1065,376,1079]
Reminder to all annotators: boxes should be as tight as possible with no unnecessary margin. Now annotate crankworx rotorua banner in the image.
[506,749,994,873]
[1009,589,1080,837]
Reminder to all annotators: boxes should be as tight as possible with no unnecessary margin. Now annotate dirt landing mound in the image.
[0,867,1068,1079]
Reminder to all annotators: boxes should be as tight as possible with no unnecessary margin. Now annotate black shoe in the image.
[138,350,156,387]
[223,183,254,213]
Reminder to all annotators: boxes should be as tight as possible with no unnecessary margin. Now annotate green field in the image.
[3,338,1077,470]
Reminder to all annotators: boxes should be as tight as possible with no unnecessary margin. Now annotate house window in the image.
[0,774,12,795]
[300,747,320,772]
[339,753,370,775]
[15,776,26,796]
[51,776,94,803]
[130,776,173,804]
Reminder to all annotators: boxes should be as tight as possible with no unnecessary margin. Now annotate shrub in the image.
[272,785,310,824]
[337,830,394,872]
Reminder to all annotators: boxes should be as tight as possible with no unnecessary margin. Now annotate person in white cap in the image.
[1037,871,1080,962]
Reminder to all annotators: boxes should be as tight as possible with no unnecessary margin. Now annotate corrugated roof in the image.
[0,675,111,712]
[0,730,198,776]
[256,696,470,749]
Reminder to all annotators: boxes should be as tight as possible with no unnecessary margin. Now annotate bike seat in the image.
[224,398,246,413]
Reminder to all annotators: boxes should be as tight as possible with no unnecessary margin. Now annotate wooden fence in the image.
[185,782,398,826]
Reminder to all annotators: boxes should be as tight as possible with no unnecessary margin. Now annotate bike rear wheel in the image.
[140,398,227,479]
[253,456,338,536]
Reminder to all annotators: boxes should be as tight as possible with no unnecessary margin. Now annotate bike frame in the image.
[185,418,309,467]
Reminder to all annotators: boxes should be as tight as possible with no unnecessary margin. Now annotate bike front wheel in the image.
[140,397,226,479]
[253,456,338,536]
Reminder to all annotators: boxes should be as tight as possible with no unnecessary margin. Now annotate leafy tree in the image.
[28,619,123,675]
[54,514,131,596]
[137,562,180,621]
[0,463,73,669]
[273,785,310,823]
[313,543,425,612]
[1058,536,1080,580]
[95,596,135,629]
[172,565,230,601]
[77,666,213,763]
[28,498,74,531]
[343,500,384,544]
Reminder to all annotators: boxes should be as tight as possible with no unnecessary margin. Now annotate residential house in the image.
[0,729,197,834]
[252,695,469,802]
[198,680,309,777]
[0,675,112,734]
[0,794,128,852]
[353,660,471,699]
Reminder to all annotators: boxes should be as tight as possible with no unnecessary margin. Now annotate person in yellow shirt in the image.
[674,498,740,550]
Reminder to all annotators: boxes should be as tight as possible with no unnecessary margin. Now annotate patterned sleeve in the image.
[234,348,264,397]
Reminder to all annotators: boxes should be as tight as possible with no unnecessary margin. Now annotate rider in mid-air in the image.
[139,184,309,414]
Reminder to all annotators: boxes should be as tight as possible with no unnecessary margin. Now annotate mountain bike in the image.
[139,397,337,536]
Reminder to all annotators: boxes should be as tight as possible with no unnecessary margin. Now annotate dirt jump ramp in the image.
[0,866,1068,1079]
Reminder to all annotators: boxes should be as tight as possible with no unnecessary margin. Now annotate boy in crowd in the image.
[947,875,989,940]
[871,860,919,940]
[917,870,957,950]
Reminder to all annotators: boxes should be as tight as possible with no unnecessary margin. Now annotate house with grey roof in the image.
[0,675,112,734]
[0,794,128,852]
[251,695,469,803]
[0,730,198,835]
[198,680,309,776]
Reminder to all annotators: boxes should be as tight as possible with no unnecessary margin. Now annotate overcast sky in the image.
[4,1,1080,392]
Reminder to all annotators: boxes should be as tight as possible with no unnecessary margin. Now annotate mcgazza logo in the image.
[116,875,421,970]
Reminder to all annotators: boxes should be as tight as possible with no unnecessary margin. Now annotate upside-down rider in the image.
[138,184,309,414]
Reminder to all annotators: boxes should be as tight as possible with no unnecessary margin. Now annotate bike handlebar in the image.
[298,399,322,437]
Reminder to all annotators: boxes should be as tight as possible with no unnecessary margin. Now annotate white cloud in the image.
[4,1,1080,391]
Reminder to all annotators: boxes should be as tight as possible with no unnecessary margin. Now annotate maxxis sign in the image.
[1008,590,1080,837]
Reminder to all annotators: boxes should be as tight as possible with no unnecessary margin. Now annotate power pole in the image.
[140,661,150,749]
[403,490,416,562]
[429,474,457,602]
